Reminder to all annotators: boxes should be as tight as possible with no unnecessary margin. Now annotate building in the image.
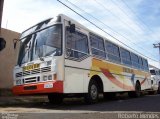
[0,0,4,29]
[0,1,20,95]
[0,28,20,95]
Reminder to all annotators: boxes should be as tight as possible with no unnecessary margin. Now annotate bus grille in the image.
[24,77,37,84]
[15,66,51,78]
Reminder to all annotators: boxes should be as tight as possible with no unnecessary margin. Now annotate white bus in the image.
[149,68,160,94]
[13,14,151,104]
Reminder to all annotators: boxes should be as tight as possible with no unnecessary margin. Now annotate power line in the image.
[67,0,157,58]
[66,0,159,60]
[110,0,150,42]
[91,0,156,57]
[121,0,153,32]
[121,0,160,42]
[66,0,119,36]
[57,0,159,62]
[94,0,144,36]
[93,0,160,61]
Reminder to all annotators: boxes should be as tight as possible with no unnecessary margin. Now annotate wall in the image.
[0,28,20,89]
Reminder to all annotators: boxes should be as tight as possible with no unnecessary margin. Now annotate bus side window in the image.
[131,53,139,69]
[142,58,149,71]
[156,71,158,75]
[120,48,132,66]
[139,57,143,70]
[65,27,89,59]
[105,41,121,63]
[90,33,105,58]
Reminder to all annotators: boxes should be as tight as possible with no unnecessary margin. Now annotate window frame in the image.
[120,48,132,66]
[65,26,89,60]
[142,58,149,71]
[139,57,144,70]
[130,52,140,69]
[89,33,106,59]
[105,40,121,63]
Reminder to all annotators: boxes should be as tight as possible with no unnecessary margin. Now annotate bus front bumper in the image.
[12,81,63,95]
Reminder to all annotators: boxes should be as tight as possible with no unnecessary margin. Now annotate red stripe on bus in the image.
[12,81,63,95]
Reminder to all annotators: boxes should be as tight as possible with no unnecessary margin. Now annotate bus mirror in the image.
[69,24,75,33]
[0,37,6,51]
[66,48,72,58]
[13,39,19,49]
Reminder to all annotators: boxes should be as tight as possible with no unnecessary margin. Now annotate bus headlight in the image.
[42,75,54,81]
[48,75,52,80]
[16,79,22,85]
[43,76,48,81]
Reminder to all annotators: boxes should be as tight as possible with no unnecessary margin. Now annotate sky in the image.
[2,0,160,68]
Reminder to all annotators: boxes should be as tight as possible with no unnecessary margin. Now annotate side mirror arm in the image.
[13,39,19,49]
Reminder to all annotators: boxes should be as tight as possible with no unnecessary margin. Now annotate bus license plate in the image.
[44,83,53,88]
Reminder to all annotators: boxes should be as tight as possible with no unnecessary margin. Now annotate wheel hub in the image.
[91,85,98,100]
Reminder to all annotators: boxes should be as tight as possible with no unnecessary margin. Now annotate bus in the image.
[149,68,160,94]
[13,14,151,104]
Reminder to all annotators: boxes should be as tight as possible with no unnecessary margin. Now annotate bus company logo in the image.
[123,67,134,73]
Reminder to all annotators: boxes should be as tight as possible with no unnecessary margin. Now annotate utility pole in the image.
[0,0,4,35]
[153,43,160,68]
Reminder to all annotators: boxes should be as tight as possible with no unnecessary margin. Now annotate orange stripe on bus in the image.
[100,68,134,90]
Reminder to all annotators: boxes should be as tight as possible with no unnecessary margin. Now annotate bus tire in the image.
[48,93,63,104]
[84,80,99,104]
[128,82,141,98]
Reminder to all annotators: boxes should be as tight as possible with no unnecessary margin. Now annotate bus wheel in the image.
[84,80,99,104]
[128,82,141,98]
[48,93,63,104]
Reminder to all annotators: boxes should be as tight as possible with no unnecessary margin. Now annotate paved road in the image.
[0,94,160,119]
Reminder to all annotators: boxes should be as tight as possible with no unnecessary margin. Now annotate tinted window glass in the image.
[131,53,139,68]
[66,27,89,59]
[150,70,156,75]
[120,48,131,65]
[90,33,105,50]
[90,33,105,58]
[142,58,149,71]
[105,41,121,63]
[139,57,143,69]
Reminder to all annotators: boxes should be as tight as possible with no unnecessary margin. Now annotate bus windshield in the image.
[150,70,156,75]
[18,24,62,65]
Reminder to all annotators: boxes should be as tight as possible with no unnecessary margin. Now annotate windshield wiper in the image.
[37,48,44,61]
[45,49,57,57]
[35,40,44,61]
